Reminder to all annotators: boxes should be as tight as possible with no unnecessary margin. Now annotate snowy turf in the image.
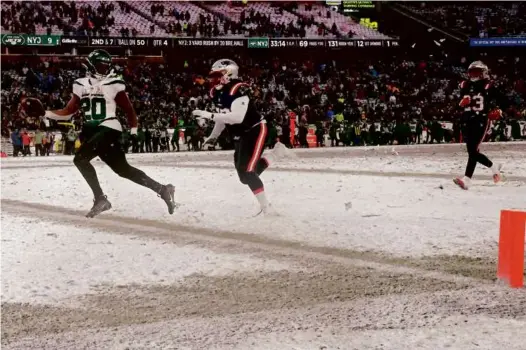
[2,150,525,258]
[1,143,525,349]
[0,214,294,305]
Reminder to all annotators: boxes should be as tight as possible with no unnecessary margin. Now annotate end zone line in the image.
[2,199,494,287]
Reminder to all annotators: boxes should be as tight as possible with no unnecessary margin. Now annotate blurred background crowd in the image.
[1,1,525,156]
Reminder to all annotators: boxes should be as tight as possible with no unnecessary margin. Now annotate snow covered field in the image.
[1,142,526,349]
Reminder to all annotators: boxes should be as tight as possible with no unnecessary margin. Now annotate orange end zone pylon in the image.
[497,210,526,288]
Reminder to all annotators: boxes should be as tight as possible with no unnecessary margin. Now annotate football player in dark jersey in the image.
[453,61,503,190]
[192,59,276,215]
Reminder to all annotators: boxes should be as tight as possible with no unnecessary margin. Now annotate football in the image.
[19,97,45,118]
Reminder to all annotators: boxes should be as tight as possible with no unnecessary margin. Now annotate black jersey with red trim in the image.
[210,80,263,137]
[458,79,502,123]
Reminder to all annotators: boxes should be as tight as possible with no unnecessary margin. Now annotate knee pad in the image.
[237,171,250,185]
[240,171,259,184]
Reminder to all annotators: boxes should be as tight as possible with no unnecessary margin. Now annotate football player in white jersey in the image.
[23,50,176,218]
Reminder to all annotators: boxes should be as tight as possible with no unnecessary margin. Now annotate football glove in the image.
[459,96,471,107]
[19,97,45,117]
[488,108,502,120]
[202,136,217,149]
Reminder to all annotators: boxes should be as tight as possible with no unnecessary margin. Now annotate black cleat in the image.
[159,184,177,214]
[86,195,112,218]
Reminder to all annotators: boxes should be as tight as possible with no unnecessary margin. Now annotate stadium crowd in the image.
[2,1,526,155]
[404,1,526,38]
[1,1,347,38]
[2,1,525,39]
[2,50,525,156]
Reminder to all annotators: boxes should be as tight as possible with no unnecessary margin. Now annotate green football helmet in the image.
[83,49,114,79]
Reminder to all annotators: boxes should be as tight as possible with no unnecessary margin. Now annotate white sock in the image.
[462,176,472,186]
[254,189,269,209]
[490,164,500,175]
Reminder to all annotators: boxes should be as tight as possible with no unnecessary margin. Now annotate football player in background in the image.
[192,59,280,215]
[454,61,504,190]
[22,50,176,217]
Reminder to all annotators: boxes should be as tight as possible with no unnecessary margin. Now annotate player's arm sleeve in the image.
[457,80,470,110]
[208,120,226,139]
[44,94,80,120]
[212,96,249,124]
[114,85,138,128]
[72,80,83,99]
[458,80,469,96]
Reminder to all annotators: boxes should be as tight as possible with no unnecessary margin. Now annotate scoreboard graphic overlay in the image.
[1,34,400,49]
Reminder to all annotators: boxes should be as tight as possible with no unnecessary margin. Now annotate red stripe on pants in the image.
[247,123,267,172]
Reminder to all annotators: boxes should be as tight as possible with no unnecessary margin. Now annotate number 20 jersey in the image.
[458,79,499,124]
[72,76,125,131]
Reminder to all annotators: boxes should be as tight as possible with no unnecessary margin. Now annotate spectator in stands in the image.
[43,131,53,156]
[34,128,44,156]
[21,130,31,156]
[171,123,181,152]
[64,128,77,155]
[10,129,22,157]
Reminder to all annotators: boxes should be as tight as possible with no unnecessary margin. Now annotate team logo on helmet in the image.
[83,49,114,79]
[208,58,239,89]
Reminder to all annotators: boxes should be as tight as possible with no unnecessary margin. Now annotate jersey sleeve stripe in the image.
[460,81,466,89]
[74,81,83,86]
[484,83,491,90]
[229,82,248,96]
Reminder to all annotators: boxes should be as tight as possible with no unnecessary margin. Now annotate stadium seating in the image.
[1,2,50,35]
[85,1,164,37]
[204,2,324,38]
[291,3,391,39]
[135,1,231,37]
[1,1,391,38]
[402,1,526,38]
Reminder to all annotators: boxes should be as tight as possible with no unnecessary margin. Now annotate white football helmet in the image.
[467,60,489,81]
[208,58,239,89]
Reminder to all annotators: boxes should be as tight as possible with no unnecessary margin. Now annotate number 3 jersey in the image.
[73,76,125,131]
[458,79,503,124]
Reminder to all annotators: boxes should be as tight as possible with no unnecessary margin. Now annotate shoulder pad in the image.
[102,77,126,86]
[229,82,250,96]
[74,78,88,87]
